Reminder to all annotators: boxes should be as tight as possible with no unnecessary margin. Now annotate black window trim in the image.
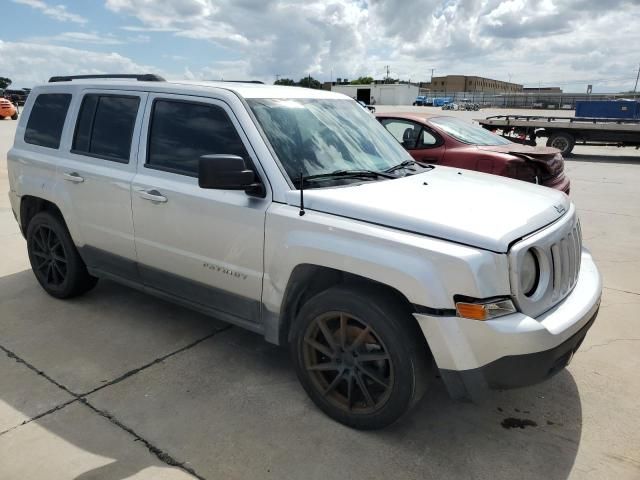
[416,125,444,150]
[24,93,73,150]
[144,96,257,179]
[70,93,141,164]
[380,117,444,150]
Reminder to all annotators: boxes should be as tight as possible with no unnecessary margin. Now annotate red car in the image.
[376,112,570,193]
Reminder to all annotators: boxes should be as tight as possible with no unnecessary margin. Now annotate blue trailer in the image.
[432,97,453,107]
[575,100,640,119]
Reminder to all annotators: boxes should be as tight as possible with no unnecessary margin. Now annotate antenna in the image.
[299,172,305,216]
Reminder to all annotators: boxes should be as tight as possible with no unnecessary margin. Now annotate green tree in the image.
[0,77,12,89]
[274,78,296,86]
[350,76,373,85]
[298,76,321,89]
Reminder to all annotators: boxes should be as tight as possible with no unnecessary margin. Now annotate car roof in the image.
[374,112,446,123]
[34,79,347,100]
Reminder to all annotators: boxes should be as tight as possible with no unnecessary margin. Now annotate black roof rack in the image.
[48,74,166,83]
[208,80,264,84]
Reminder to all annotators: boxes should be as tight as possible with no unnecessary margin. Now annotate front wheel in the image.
[11,113,18,120]
[290,285,430,429]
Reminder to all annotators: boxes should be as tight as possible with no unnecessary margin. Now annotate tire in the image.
[547,132,575,156]
[290,284,430,429]
[11,113,18,120]
[26,211,98,299]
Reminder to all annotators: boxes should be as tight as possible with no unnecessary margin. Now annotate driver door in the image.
[131,93,270,328]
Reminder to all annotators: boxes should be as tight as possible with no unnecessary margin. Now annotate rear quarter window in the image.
[24,93,72,149]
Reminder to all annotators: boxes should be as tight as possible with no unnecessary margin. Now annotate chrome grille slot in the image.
[509,204,583,318]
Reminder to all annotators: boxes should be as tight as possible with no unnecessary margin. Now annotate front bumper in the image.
[414,248,601,401]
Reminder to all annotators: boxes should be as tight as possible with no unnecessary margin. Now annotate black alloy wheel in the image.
[26,211,98,298]
[30,224,68,289]
[302,311,394,414]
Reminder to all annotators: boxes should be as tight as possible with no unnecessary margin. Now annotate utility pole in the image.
[633,63,640,93]
[430,68,434,83]
[385,65,390,83]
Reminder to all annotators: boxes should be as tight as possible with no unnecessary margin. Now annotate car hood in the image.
[285,166,570,252]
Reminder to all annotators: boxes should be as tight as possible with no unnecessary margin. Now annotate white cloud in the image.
[6,1,640,92]
[100,0,640,91]
[12,0,87,24]
[0,41,161,87]
[28,32,123,45]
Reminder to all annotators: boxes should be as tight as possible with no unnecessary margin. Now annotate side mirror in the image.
[199,155,263,195]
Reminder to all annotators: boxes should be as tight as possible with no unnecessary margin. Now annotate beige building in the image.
[424,75,523,93]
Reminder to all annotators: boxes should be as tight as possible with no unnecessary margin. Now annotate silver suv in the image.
[7,74,602,429]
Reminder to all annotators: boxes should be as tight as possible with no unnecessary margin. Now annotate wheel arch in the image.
[274,264,424,347]
[19,196,68,237]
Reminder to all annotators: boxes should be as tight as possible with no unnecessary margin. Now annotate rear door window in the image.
[72,94,140,163]
[24,93,72,149]
[146,99,249,177]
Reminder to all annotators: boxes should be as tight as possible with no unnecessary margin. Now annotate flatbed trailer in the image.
[477,115,640,155]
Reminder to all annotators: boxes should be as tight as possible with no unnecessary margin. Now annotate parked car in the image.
[441,102,458,111]
[357,100,375,113]
[8,75,600,429]
[413,95,431,106]
[3,88,29,106]
[0,98,18,120]
[377,112,570,193]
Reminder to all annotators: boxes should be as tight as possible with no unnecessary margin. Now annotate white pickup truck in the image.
[7,74,601,429]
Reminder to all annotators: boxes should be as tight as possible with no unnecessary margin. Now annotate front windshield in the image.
[430,116,512,146]
[248,98,413,183]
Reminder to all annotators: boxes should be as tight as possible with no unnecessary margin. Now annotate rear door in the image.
[131,93,270,329]
[379,118,446,163]
[56,89,147,279]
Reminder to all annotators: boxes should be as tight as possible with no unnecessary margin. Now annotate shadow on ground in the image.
[0,269,583,480]
[567,153,640,164]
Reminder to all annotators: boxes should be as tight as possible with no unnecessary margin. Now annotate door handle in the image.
[63,172,84,183]
[137,189,168,203]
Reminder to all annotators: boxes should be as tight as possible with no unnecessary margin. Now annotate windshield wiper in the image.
[302,169,395,183]
[384,159,435,174]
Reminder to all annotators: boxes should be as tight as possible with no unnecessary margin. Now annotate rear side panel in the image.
[7,85,78,239]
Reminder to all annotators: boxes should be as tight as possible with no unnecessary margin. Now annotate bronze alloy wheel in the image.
[302,311,394,414]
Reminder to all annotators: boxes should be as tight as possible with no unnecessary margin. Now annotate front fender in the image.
[262,204,510,341]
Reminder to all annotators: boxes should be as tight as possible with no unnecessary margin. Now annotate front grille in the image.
[509,204,582,318]
[550,221,582,301]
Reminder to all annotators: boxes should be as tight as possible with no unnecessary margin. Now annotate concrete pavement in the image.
[1,110,639,480]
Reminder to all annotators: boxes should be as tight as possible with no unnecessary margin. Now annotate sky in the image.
[1,0,639,92]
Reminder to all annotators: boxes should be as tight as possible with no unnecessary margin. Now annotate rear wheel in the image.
[291,285,430,429]
[26,211,98,298]
[547,132,575,155]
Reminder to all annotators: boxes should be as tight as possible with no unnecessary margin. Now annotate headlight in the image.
[455,297,516,321]
[521,249,540,297]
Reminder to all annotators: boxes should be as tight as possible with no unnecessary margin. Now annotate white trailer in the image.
[331,83,419,105]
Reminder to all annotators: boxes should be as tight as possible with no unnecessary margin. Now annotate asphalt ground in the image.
[1,108,639,480]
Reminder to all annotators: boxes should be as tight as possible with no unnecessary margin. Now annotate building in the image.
[330,82,419,105]
[423,75,523,93]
